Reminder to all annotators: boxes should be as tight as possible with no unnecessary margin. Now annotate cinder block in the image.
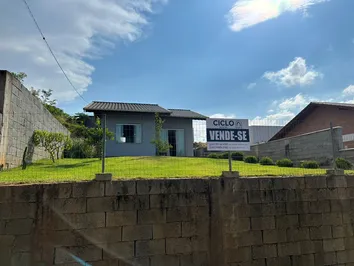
[327,176,347,188]
[191,236,209,252]
[10,185,38,202]
[225,247,251,263]
[13,235,30,252]
[54,213,105,230]
[251,216,275,230]
[179,252,209,266]
[263,229,287,244]
[300,189,318,201]
[229,259,266,266]
[277,242,301,257]
[299,240,323,254]
[43,183,72,200]
[137,179,185,195]
[266,257,291,266]
[300,214,323,227]
[0,202,36,219]
[333,225,354,238]
[322,212,343,225]
[305,176,327,188]
[234,178,259,190]
[116,195,149,211]
[291,254,315,266]
[103,242,134,260]
[252,244,277,259]
[119,257,149,266]
[330,199,350,212]
[247,190,273,204]
[54,245,102,264]
[337,250,354,264]
[309,226,332,240]
[308,201,331,214]
[105,181,136,196]
[226,231,262,248]
[224,218,250,233]
[5,219,33,235]
[150,193,208,209]
[166,207,209,222]
[154,222,181,239]
[315,252,337,265]
[286,228,309,241]
[275,215,299,229]
[166,238,191,254]
[11,252,31,266]
[323,238,345,252]
[106,211,137,227]
[182,221,207,237]
[0,235,15,248]
[286,202,309,214]
[51,198,86,213]
[222,191,248,204]
[150,255,179,266]
[138,209,166,224]
[78,227,122,244]
[136,239,165,257]
[122,225,152,241]
[73,182,105,197]
[87,197,117,212]
[347,176,354,188]
[48,230,88,247]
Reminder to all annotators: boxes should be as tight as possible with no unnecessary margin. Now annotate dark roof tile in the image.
[84,101,170,113]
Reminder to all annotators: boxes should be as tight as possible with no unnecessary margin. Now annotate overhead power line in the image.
[21,0,88,103]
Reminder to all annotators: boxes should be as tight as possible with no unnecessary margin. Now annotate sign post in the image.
[206,118,250,173]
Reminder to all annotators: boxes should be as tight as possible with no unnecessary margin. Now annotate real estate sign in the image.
[206,118,250,151]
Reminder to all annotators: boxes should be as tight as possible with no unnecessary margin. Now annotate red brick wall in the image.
[283,105,354,148]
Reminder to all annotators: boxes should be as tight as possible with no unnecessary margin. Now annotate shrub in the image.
[276,158,293,167]
[231,152,244,161]
[335,158,352,170]
[259,157,274,165]
[300,160,320,169]
[220,152,230,159]
[244,156,258,164]
[207,153,219,159]
[64,138,95,159]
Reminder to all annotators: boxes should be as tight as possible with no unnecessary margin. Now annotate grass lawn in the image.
[0,156,332,184]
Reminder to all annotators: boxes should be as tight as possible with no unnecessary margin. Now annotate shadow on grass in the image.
[42,160,99,169]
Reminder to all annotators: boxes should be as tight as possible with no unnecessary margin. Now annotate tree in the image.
[33,130,72,162]
[151,113,172,155]
[86,118,114,158]
[11,72,27,82]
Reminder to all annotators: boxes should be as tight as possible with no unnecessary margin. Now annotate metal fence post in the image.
[102,114,106,173]
[330,122,337,169]
[228,151,232,172]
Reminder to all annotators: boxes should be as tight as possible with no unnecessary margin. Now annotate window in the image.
[116,124,142,143]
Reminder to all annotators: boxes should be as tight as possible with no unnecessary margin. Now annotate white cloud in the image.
[0,0,166,102]
[247,82,257,89]
[227,0,328,32]
[278,93,310,110]
[343,85,354,96]
[250,110,295,126]
[263,57,322,87]
[210,113,236,119]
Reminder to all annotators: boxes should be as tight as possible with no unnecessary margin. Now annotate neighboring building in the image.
[83,101,207,157]
[270,102,354,148]
[0,70,69,168]
[249,125,283,144]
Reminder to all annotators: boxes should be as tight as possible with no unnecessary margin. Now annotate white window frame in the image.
[116,123,142,144]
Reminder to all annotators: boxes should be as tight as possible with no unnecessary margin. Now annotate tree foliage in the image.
[151,113,171,155]
[11,72,27,82]
[33,130,72,162]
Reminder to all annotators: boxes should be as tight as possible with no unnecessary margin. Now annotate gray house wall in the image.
[105,113,156,157]
[162,117,194,157]
[0,71,69,168]
[105,113,195,157]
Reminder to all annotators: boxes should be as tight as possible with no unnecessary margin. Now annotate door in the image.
[175,129,185,156]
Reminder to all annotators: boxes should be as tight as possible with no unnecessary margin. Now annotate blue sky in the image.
[1,0,354,124]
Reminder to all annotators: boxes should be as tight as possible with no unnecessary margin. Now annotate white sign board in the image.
[206,118,250,151]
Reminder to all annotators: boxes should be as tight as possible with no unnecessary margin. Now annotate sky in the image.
[1,0,354,127]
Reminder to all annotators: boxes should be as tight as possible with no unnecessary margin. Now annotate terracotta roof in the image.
[270,101,354,141]
[83,101,170,113]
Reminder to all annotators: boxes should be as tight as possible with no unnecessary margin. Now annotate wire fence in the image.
[0,110,353,183]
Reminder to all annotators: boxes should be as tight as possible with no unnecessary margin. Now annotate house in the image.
[270,102,354,148]
[83,101,207,157]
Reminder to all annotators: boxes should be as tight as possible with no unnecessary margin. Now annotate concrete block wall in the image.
[0,71,69,168]
[250,127,344,166]
[2,176,354,265]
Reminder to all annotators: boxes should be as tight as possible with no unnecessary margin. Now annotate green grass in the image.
[0,156,331,184]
